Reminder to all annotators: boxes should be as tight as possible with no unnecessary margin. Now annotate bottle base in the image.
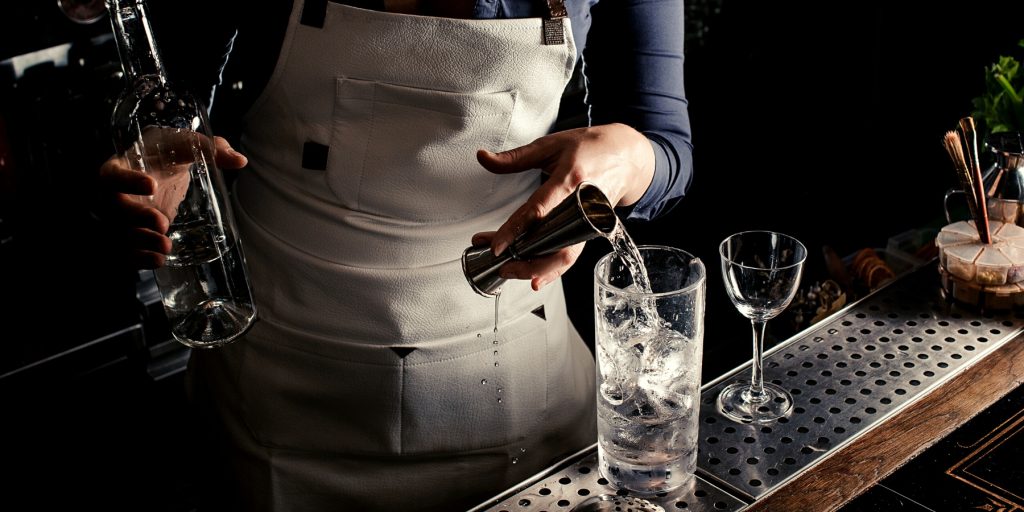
[172,299,256,349]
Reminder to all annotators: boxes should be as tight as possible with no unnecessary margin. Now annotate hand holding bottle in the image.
[105,0,256,347]
[96,132,247,269]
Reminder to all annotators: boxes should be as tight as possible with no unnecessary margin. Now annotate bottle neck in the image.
[107,0,166,84]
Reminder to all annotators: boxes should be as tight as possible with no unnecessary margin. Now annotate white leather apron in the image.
[187,2,596,511]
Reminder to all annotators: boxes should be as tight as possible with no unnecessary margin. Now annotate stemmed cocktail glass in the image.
[717,231,807,424]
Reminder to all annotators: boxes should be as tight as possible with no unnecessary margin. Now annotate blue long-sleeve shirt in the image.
[152,0,693,221]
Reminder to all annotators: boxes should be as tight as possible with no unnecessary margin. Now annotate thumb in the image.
[476,140,550,175]
[214,136,248,170]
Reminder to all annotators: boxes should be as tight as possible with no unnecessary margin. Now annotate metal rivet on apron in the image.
[531,305,546,320]
[390,346,417,358]
[301,141,330,170]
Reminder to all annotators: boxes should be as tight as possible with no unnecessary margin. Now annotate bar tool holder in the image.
[462,182,617,296]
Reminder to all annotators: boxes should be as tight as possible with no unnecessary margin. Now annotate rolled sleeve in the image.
[583,0,694,222]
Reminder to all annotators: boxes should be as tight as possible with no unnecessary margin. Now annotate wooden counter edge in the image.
[743,335,1024,512]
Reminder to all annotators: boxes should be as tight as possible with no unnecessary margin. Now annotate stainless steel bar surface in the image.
[697,261,1024,500]
[472,261,1024,510]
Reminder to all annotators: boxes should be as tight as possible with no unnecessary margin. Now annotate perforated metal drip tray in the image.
[472,262,1024,511]
[697,261,1024,500]
[468,444,745,512]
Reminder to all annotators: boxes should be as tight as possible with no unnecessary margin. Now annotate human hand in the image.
[474,123,655,290]
[96,130,247,269]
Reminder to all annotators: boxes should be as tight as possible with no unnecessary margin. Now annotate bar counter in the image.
[470,259,1024,511]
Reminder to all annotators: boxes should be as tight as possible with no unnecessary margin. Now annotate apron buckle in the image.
[542,18,564,46]
[542,0,567,46]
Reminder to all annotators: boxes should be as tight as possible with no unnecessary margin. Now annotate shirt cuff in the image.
[616,136,672,222]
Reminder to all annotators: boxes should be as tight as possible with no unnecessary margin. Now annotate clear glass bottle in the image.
[107,0,256,348]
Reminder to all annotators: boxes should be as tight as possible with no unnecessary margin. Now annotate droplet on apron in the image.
[481,379,488,385]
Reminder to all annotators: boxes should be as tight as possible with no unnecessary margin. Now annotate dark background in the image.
[1,0,1022,510]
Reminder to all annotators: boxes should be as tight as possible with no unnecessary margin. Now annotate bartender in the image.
[98,0,693,510]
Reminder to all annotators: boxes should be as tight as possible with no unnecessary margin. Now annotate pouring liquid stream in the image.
[493,290,502,404]
[606,222,652,294]
[605,221,658,334]
[492,289,519,464]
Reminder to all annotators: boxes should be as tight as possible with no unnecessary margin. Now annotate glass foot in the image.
[717,381,794,424]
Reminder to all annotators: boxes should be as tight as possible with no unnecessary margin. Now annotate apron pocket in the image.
[328,77,516,222]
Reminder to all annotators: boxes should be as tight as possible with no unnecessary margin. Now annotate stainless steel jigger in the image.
[462,182,618,296]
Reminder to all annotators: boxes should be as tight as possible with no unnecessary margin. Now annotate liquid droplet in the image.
[477,333,482,338]
[520,447,526,453]
[481,379,487,385]
[493,350,498,357]
[497,387,503,394]
[511,457,518,464]
[494,361,499,367]
[498,397,504,404]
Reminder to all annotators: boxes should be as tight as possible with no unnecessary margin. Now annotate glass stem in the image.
[747,319,767,402]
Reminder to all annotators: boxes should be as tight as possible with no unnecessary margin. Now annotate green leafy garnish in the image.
[971,39,1024,137]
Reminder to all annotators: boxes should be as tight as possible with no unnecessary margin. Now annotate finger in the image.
[125,226,173,255]
[498,244,584,291]
[490,202,534,257]
[98,156,156,195]
[476,137,552,175]
[129,250,167,270]
[471,231,496,247]
[141,125,211,166]
[491,179,575,257]
[111,195,170,233]
[107,226,170,270]
[138,126,246,171]
[214,136,248,169]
